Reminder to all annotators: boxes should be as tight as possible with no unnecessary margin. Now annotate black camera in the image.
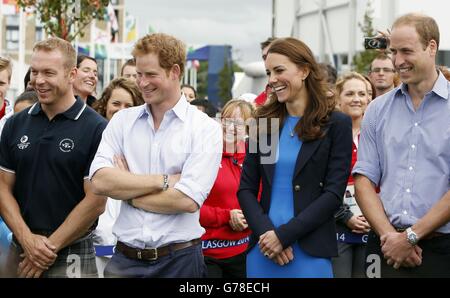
[364,37,387,50]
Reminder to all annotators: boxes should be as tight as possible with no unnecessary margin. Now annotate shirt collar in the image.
[28,96,87,120]
[171,94,188,122]
[431,71,449,100]
[137,94,189,122]
[397,71,449,100]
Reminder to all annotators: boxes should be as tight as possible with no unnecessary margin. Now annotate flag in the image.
[95,44,107,59]
[77,45,90,56]
[125,12,137,43]
[76,44,106,59]
[1,0,19,15]
[148,24,156,34]
[107,2,119,42]
[94,26,110,44]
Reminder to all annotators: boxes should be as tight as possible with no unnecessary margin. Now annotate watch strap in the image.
[162,174,169,191]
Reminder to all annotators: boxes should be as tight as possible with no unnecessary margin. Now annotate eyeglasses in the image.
[222,119,245,129]
[370,67,395,73]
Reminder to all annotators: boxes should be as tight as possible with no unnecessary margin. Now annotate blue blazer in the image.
[237,111,352,258]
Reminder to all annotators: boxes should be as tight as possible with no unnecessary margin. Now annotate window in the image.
[35,18,44,42]
[35,27,44,42]
[6,27,19,51]
[5,16,19,51]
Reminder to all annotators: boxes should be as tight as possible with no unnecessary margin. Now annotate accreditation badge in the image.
[343,184,362,217]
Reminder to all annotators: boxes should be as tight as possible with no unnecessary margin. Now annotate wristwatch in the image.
[406,227,419,246]
[162,174,169,191]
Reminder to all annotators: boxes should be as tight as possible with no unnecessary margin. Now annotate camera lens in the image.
[368,39,380,48]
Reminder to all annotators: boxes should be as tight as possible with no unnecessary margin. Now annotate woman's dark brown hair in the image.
[256,37,335,142]
[93,78,144,118]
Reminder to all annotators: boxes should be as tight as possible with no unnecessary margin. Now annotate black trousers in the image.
[365,231,450,278]
[332,242,367,278]
[204,252,246,278]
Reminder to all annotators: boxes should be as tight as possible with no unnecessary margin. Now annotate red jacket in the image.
[0,100,6,120]
[254,91,267,106]
[347,134,379,191]
[254,84,272,106]
[347,140,358,185]
[200,150,250,259]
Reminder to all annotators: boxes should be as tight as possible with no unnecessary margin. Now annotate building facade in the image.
[0,0,128,100]
[273,0,450,72]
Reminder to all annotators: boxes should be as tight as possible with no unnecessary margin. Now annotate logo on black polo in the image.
[59,138,75,153]
[17,135,30,150]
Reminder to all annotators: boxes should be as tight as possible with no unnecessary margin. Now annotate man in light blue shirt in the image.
[353,13,450,278]
[89,33,222,278]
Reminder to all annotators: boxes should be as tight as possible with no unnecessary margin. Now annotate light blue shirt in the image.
[352,72,450,233]
[89,95,222,248]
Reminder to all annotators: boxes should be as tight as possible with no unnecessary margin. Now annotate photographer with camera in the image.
[368,53,397,98]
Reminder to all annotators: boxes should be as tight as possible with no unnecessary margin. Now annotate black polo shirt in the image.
[0,97,107,233]
[86,95,96,107]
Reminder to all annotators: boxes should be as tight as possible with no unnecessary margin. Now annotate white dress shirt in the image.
[89,95,222,248]
[93,198,121,247]
[0,99,13,138]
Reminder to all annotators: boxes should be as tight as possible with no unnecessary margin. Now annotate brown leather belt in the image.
[116,239,201,261]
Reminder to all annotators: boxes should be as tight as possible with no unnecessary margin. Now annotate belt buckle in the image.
[136,250,142,260]
[148,248,158,261]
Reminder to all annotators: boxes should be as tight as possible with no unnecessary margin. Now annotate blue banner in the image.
[336,232,368,244]
[94,245,115,257]
[202,236,249,250]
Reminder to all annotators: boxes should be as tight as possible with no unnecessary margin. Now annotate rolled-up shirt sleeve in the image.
[352,102,381,186]
[174,120,222,207]
[89,112,124,180]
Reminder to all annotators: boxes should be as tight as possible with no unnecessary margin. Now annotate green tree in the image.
[218,60,233,106]
[196,61,241,102]
[352,0,379,73]
[17,0,109,42]
[196,61,208,99]
[232,61,243,73]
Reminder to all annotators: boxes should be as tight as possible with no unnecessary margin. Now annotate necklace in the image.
[287,119,295,137]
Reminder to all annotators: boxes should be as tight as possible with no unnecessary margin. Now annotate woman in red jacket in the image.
[200,99,254,278]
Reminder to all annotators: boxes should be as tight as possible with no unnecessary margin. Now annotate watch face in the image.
[407,229,418,245]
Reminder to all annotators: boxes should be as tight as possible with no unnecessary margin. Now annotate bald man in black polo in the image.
[0,37,107,278]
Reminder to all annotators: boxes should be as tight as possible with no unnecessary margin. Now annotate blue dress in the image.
[247,116,333,278]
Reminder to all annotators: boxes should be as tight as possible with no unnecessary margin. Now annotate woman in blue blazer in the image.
[238,37,352,278]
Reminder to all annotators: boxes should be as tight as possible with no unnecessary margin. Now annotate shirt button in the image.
[406,188,411,193]
[319,182,323,187]
[414,123,418,127]
[411,145,416,149]
[294,185,301,192]
[403,210,408,215]
[409,166,413,171]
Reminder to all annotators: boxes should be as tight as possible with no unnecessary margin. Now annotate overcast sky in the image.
[125,0,272,65]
